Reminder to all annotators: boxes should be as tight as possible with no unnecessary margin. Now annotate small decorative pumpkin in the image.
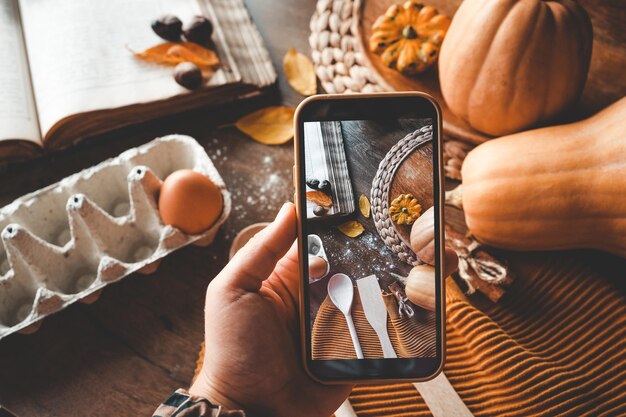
[389,194,422,225]
[438,0,593,136]
[409,206,436,264]
[370,1,450,75]
[459,97,626,257]
[405,265,436,312]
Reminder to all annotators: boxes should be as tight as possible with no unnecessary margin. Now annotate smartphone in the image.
[294,92,445,383]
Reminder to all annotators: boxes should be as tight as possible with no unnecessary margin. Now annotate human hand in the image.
[190,203,352,417]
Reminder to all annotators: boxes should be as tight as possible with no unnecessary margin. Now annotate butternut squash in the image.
[459,97,626,257]
[438,0,593,136]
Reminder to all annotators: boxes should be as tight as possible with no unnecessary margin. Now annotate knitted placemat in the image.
[312,289,437,360]
[309,0,471,181]
[371,125,433,266]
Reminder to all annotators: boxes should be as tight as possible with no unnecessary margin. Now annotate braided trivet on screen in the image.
[371,125,433,265]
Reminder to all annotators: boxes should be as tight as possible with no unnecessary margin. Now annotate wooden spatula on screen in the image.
[356,275,397,358]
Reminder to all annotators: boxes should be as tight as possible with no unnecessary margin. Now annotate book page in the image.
[0,0,40,144]
[18,0,240,138]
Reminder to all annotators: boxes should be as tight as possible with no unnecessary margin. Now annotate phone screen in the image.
[296,95,443,382]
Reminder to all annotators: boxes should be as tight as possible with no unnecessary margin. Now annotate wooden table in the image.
[0,0,625,415]
[0,1,314,415]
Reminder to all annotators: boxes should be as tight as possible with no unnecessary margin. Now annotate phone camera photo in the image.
[303,116,437,362]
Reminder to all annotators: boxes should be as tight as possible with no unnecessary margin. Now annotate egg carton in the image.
[0,135,231,340]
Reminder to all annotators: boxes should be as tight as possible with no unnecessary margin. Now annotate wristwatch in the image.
[153,389,246,417]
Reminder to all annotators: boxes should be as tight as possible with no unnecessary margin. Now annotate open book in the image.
[0,0,276,163]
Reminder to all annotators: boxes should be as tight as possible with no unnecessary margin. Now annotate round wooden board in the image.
[388,141,433,248]
[355,0,626,143]
[355,0,490,145]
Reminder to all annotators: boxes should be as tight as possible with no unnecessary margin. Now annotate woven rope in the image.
[309,0,472,180]
[371,125,433,266]
[309,0,382,94]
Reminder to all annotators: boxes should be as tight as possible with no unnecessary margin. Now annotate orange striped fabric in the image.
[348,256,626,416]
[312,289,436,359]
[193,255,625,416]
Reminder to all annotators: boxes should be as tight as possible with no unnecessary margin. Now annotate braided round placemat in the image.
[309,0,472,181]
[371,125,433,266]
[309,0,382,94]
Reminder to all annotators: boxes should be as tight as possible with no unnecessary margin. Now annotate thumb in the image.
[216,203,297,292]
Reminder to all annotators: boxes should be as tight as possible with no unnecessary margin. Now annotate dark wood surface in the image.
[0,1,625,416]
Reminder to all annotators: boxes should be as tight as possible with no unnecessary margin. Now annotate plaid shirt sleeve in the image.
[153,389,246,417]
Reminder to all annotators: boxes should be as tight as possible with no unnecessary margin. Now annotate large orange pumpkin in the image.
[438,0,593,136]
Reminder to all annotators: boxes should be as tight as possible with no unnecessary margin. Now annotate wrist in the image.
[189,371,247,415]
[154,388,246,417]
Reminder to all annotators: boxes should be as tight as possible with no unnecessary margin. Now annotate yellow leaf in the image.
[235,106,295,145]
[283,48,317,96]
[306,190,333,207]
[166,43,220,68]
[133,42,220,69]
[338,220,365,238]
[359,194,371,218]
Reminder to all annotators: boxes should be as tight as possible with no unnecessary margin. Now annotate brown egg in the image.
[158,169,223,234]
[308,255,328,280]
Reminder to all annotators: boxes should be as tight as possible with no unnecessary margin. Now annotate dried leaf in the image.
[235,106,295,145]
[359,194,371,218]
[133,42,220,69]
[166,43,220,68]
[283,48,317,96]
[338,220,365,238]
[306,190,333,207]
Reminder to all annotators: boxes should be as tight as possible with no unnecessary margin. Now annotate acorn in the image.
[313,206,328,216]
[319,180,331,194]
[151,15,183,42]
[306,178,320,189]
[174,62,203,90]
[183,16,213,44]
